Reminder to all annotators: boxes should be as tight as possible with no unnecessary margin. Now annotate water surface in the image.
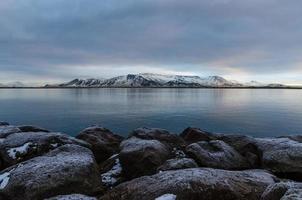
[0,88,301,137]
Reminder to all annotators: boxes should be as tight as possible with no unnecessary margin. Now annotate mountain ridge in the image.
[44,73,287,88]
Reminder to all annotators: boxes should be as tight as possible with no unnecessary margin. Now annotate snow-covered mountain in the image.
[45,73,286,88]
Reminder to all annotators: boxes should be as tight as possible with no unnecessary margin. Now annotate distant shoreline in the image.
[1,86,302,89]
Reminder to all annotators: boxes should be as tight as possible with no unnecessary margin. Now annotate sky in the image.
[0,0,302,85]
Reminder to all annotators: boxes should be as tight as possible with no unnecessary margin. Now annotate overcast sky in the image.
[1,0,302,85]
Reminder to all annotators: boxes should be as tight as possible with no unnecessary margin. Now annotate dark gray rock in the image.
[0,131,90,170]
[0,122,9,126]
[17,125,50,133]
[130,127,186,149]
[255,138,302,180]
[157,158,198,171]
[45,194,97,200]
[180,127,218,144]
[261,182,302,200]
[119,137,170,179]
[0,144,102,200]
[186,140,250,170]
[218,134,261,167]
[76,126,123,164]
[100,168,277,200]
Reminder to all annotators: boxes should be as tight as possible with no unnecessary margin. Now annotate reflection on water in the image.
[0,88,302,137]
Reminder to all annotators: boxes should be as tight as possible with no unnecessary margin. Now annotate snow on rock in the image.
[7,142,33,159]
[0,125,21,138]
[1,144,101,200]
[155,194,177,200]
[45,194,97,200]
[101,158,122,186]
[0,171,11,189]
[100,168,276,200]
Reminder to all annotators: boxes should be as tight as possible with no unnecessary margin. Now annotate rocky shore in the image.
[1,122,302,200]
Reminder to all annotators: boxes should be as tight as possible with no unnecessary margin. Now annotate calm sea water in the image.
[0,88,301,137]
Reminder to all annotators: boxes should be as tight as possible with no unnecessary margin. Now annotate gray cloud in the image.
[1,0,302,84]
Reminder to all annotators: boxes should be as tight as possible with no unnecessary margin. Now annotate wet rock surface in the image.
[76,126,123,164]
[1,122,302,200]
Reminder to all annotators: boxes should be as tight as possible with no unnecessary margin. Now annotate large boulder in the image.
[100,168,277,200]
[218,134,261,168]
[157,158,198,171]
[45,194,97,200]
[0,131,90,170]
[255,138,302,180]
[180,127,218,144]
[0,144,102,200]
[186,140,250,170]
[76,126,123,164]
[119,137,170,179]
[130,127,186,149]
[261,181,302,200]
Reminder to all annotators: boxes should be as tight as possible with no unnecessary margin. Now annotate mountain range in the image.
[43,73,286,88]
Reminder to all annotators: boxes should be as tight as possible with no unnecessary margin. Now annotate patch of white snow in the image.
[7,142,33,159]
[0,169,13,189]
[101,158,122,186]
[155,194,177,200]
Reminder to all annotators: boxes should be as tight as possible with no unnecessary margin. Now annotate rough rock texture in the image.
[76,126,123,164]
[119,137,170,179]
[186,140,250,170]
[180,127,218,144]
[218,134,261,168]
[255,138,302,180]
[0,122,9,126]
[0,131,90,170]
[157,158,198,171]
[278,135,302,143]
[0,126,21,138]
[100,168,277,200]
[261,182,302,200]
[17,125,50,133]
[281,189,302,199]
[130,127,186,148]
[0,144,102,200]
[45,194,97,200]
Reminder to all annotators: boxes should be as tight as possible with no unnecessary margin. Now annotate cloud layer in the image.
[1,0,302,84]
